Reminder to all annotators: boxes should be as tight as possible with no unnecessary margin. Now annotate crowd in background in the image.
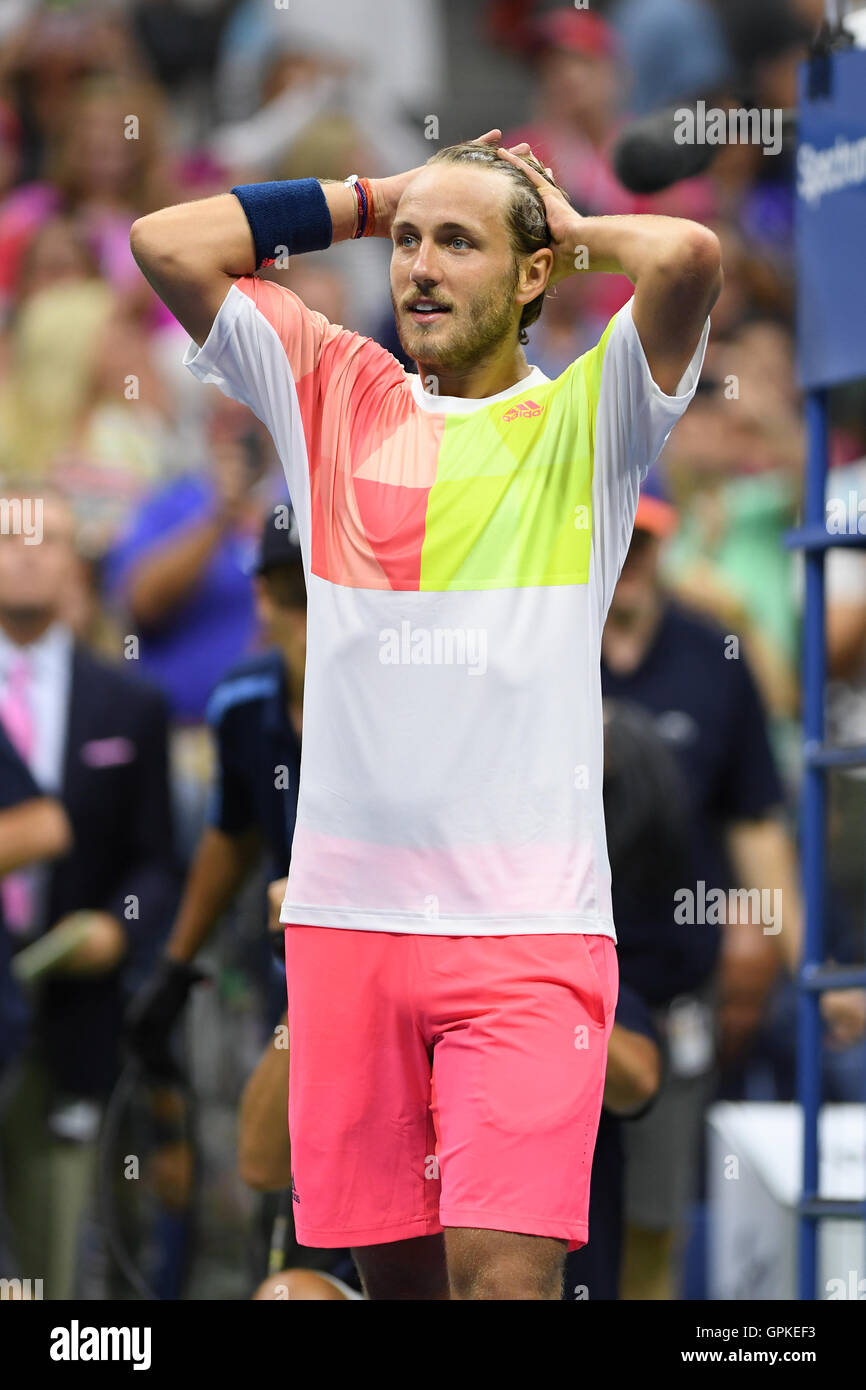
[0,0,865,1302]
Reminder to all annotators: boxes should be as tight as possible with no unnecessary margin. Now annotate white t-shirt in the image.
[184,276,709,937]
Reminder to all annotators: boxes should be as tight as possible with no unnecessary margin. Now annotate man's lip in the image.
[406,303,451,320]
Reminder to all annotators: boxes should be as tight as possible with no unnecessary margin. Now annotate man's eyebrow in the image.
[391,219,485,239]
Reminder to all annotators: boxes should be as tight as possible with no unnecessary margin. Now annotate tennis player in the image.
[130,128,721,1300]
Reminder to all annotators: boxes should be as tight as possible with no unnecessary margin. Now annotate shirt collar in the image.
[0,621,74,679]
[408,364,550,415]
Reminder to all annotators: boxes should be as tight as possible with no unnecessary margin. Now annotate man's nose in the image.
[409,241,441,287]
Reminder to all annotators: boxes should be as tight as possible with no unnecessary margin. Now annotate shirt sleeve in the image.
[182,276,400,511]
[586,295,710,614]
[614,981,658,1044]
[204,704,256,838]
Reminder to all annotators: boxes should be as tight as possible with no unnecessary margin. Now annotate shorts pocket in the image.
[578,934,619,1031]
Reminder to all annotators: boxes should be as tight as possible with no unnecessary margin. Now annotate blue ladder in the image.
[784,390,866,1300]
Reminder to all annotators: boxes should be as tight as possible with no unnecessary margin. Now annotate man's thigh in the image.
[285,926,440,1249]
[430,933,618,1252]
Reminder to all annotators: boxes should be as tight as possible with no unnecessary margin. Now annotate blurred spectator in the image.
[661,323,804,772]
[125,502,306,1081]
[0,73,177,329]
[608,0,731,115]
[600,475,800,1299]
[104,400,268,725]
[214,0,444,171]
[567,698,694,1299]
[0,483,178,1299]
[500,8,717,324]
[0,723,71,1085]
[104,398,274,855]
[0,723,71,1278]
[0,271,116,476]
[825,455,866,931]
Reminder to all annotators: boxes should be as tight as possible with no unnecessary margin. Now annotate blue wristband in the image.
[230,177,333,269]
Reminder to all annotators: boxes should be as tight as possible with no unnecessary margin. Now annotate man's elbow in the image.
[677,226,724,312]
[130,213,182,279]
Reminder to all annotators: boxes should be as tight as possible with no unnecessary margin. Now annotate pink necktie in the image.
[1,653,36,933]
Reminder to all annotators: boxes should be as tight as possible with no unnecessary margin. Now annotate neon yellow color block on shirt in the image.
[418,318,615,591]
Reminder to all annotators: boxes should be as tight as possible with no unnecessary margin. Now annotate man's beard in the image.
[392,269,520,375]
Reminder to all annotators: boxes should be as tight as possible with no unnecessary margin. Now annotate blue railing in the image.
[783,390,866,1299]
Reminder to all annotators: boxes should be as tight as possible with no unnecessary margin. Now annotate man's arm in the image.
[164,825,261,964]
[573,214,722,396]
[130,191,348,348]
[726,816,802,976]
[496,148,722,396]
[0,796,71,874]
[603,1023,661,1117]
[124,825,260,1076]
[130,131,506,346]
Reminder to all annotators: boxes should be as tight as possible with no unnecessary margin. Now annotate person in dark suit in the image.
[0,483,180,1299]
[0,722,71,1282]
[0,723,71,1085]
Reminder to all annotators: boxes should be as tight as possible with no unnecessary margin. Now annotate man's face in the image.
[390,164,531,373]
[0,495,77,624]
[540,49,617,129]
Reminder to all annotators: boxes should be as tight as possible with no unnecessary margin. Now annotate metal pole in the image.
[797,388,829,1301]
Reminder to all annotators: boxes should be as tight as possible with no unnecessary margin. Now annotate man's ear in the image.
[516,246,554,305]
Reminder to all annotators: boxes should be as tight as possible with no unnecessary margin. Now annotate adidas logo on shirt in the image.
[502,399,544,423]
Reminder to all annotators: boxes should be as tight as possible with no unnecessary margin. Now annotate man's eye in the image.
[451,238,470,250]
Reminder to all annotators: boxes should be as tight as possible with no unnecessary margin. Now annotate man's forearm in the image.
[165,826,260,964]
[127,513,230,628]
[569,214,717,284]
[603,1025,661,1117]
[131,180,377,344]
[726,818,803,976]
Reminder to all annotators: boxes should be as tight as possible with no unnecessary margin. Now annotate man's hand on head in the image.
[494,145,583,286]
[373,130,537,240]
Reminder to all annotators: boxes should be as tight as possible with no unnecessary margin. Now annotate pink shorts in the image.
[283,926,618,1252]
